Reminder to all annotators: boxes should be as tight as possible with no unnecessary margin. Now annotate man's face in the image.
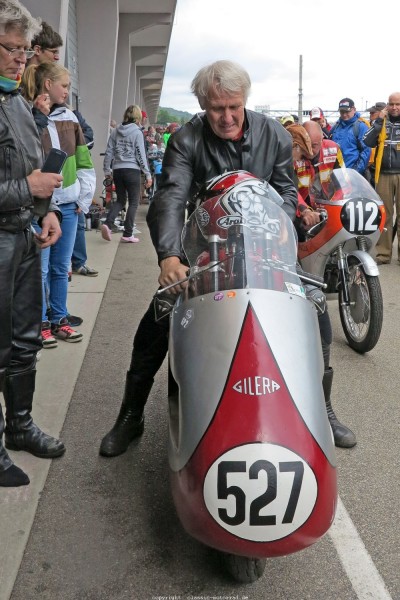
[309,133,323,158]
[387,94,400,117]
[33,45,60,63]
[0,29,29,80]
[203,88,245,140]
[339,107,356,121]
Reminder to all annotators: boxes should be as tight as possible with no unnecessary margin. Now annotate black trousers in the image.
[0,226,42,386]
[106,168,141,238]
[127,298,169,382]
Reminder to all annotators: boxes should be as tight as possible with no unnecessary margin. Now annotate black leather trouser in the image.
[127,297,170,383]
[0,226,42,384]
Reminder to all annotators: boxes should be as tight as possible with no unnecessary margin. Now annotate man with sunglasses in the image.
[0,0,66,488]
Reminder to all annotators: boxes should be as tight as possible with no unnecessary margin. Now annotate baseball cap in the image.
[338,98,355,112]
[310,107,324,120]
[366,102,386,113]
[280,115,295,127]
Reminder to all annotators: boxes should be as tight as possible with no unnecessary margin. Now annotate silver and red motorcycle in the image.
[298,168,385,353]
[166,171,337,584]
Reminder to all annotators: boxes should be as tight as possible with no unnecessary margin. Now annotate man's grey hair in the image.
[0,0,41,41]
[191,60,251,109]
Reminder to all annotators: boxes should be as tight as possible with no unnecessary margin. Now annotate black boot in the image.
[3,370,65,458]
[0,403,29,487]
[323,368,357,448]
[99,371,153,457]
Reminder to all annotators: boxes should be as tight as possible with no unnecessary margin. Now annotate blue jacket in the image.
[330,112,371,174]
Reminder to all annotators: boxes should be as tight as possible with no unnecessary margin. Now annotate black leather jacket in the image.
[0,91,56,232]
[147,109,298,262]
[363,115,400,174]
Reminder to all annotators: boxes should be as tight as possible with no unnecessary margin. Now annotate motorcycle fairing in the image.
[169,291,337,557]
[299,168,385,264]
[168,288,335,473]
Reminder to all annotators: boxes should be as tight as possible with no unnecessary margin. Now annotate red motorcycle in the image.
[298,168,385,353]
[166,171,337,583]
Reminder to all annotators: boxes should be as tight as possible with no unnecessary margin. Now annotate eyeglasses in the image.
[0,42,35,59]
[42,47,60,56]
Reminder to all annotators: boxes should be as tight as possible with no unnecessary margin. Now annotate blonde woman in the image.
[102,105,152,243]
[22,62,96,344]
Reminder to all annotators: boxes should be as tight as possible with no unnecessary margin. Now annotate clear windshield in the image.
[310,167,382,204]
[181,180,303,299]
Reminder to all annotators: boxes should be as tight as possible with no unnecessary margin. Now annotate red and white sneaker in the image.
[41,321,58,348]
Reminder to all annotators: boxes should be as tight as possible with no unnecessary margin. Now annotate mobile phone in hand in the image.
[34,148,67,218]
[41,148,67,173]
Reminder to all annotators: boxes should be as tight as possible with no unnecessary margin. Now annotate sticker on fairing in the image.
[180,309,194,329]
[285,282,306,298]
[203,443,317,541]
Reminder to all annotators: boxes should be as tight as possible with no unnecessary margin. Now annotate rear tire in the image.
[222,553,266,583]
[338,258,383,353]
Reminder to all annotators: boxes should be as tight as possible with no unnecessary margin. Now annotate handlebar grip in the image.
[296,266,325,286]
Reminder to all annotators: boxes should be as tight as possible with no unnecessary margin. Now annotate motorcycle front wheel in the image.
[338,257,383,353]
[221,552,266,583]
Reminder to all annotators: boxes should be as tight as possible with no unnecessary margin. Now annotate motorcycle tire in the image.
[338,258,383,354]
[221,552,266,583]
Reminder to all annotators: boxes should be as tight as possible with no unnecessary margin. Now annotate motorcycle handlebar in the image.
[296,266,327,289]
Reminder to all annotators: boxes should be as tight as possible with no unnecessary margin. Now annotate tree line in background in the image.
[156,107,193,126]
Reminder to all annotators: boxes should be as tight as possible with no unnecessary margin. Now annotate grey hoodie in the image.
[103,122,151,178]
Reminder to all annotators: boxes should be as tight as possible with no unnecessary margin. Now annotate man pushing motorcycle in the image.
[99,60,356,458]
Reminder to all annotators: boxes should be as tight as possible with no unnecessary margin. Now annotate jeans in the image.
[40,203,78,323]
[71,211,87,270]
[106,168,141,237]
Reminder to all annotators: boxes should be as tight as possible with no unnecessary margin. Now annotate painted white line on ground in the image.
[329,497,393,600]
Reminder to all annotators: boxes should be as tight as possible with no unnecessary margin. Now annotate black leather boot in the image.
[0,403,29,487]
[323,367,356,448]
[99,371,153,457]
[3,370,65,458]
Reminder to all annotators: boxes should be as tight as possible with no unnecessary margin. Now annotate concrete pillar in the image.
[76,0,119,200]
[127,46,166,111]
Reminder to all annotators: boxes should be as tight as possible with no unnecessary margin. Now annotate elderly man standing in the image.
[0,0,66,487]
[364,93,400,264]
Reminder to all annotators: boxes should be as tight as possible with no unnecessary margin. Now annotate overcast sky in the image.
[160,0,394,117]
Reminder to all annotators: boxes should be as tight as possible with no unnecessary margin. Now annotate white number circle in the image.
[203,443,318,542]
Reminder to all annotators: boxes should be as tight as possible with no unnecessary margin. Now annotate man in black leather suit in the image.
[99,60,302,457]
[0,0,66,487]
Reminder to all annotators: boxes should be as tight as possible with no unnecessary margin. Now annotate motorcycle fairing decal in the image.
[284,282,306,298]
[203,442,317,542]
[340,198,382,235]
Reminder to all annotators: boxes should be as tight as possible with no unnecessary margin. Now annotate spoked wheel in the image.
[338,257,383,353]
[222,552,266,583]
